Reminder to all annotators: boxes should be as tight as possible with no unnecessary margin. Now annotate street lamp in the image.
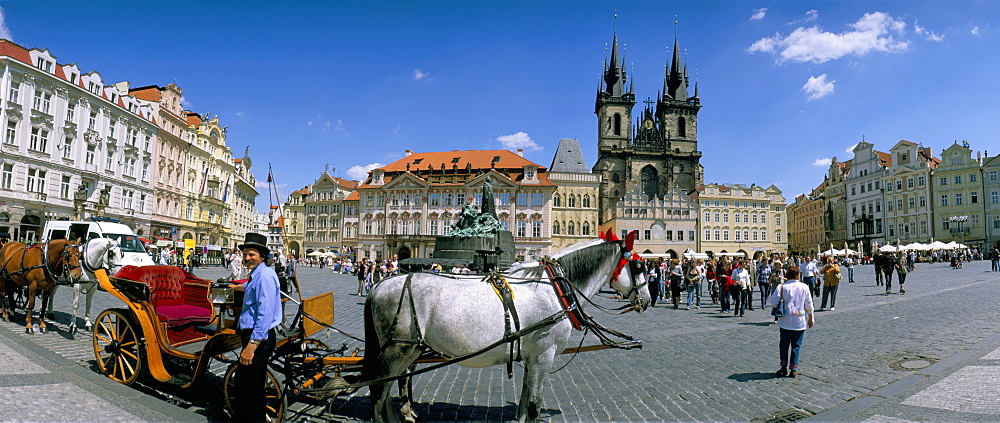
[949,215,969,246]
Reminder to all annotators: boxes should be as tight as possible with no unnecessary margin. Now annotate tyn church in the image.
[592,31,704,223]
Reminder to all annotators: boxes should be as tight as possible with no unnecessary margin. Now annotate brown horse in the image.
[0,239,83,333]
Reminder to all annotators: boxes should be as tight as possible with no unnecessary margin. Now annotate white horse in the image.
[363,238,650,423]
[48,238,122,333]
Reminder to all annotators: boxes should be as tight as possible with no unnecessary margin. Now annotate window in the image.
[940,195,948,207]
[517,221,526,237]
[517,193,527,206]
[908,197,915,208]
[735,230,741,241]
[60,176,71,198]
[499,193,510,206]
[583,222,591,236]
[723,213,729,223]
[918,176,925,186]
[391,194,399,206]
[714,229,720,241]
[743,230,749,241]
[532,221,541,238]
[32,90,52,114]
[704,212,710,222]
[752,230,758,241]
[704,229,711,241]
[713,200,720,207]
[89,112,97,130]
[8,81,20,103]
[887,200,894,212]
[663,230,671,241]
[62,137,72,159]
[583,196,591,208]
[920,220,928,234]
[972,191,979,204]
[956,193,963,205]
[896,180,902,190]
[2,163,13,189]
[567,195,575,208]
[991,171,998,181]
[775,232,782,242]
[743,213,749,223]
[993,191,999,204]
[897,199,903,210]
[29,127,49,152]
[532,193,542,207]
[907,178,914,189]
[940,177,947,186]
[26,168,46,193]
[761,231,767,241]
[955,175,962,184]
[4,120,16,145]
[552,220,560,235]
[941,218,950,230]
[761,214,767,224]
[776,215,781,226]
[36,57,52,72]
[704,200,711,206]
[677,230,684,241]
[443,193,452,206]
[752,214,758,224]
[723,230,729,241]
[553,195,561,207]
[970,173,977,182]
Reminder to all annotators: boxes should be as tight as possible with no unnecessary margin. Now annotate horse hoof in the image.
[39,326,46,334]
[25,327,33,334]
[69,324,78,335]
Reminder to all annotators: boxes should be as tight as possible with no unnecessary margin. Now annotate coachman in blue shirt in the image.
[231,233,282,422]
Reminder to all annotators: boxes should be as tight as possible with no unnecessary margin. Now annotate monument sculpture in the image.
[400,181,514,272]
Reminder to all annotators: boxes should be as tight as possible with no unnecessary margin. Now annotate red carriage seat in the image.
[115,265,212,328]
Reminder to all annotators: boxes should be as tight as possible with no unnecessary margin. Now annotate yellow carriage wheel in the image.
[92,309,143,385]
[223,363,286,423]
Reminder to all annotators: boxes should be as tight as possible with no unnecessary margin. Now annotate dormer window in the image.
[36,58,53,73]
[412,158,423,165]
[492,156,501,163]
[69,73,78,84]
[451,157,460,164]
[88,82,100,95]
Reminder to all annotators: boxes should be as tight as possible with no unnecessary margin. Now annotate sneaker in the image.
[830,307,835,311]
[789,370,797,378]
[900,289,905,294]
[685,306,690,310]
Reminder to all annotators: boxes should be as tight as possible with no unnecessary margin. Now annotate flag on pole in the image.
[267,169,273,183]
[222,176,231,202]
[199,167,209,195]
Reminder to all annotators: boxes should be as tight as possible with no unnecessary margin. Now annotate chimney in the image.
[405,149,414,156]
[517,149,524,157]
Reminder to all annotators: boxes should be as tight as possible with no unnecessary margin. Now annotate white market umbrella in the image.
[927,241,950,250]
[903,242,927,251]
[879,244,900,252]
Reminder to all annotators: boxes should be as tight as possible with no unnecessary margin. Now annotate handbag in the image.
[770,285,785,317]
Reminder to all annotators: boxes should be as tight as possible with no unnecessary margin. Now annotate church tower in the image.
[592,28,703,224]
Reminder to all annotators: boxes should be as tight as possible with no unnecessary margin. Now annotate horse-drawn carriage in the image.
[87,233,650,422]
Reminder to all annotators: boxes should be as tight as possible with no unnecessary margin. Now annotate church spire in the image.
[665,33,688,101]
[601,29,628,97]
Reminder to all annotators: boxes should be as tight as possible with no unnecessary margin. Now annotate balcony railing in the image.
[950,227,970,234]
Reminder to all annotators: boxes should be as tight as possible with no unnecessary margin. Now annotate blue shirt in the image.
[238,263,283,340]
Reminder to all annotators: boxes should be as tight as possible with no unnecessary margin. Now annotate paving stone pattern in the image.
[0,260,998,422]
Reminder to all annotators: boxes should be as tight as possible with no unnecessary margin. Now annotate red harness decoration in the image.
[542,260,583,330]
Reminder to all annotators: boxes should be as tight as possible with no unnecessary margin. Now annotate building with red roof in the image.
[0,39,158,240]
[351,149,555,262]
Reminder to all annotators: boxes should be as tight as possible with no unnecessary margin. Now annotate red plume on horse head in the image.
[604,228,618,242]
[624,230,637,252]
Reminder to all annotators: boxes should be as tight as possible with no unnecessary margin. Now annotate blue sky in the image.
[2,1,997,211]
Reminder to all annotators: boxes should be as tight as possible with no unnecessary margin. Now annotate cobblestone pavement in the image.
[1,260,998,422]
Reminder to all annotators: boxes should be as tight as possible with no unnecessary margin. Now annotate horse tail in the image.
[362,295,381,381]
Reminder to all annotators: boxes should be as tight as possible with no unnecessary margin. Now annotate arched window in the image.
[568,221,575,236]
[553,194,561,207]
[611,172,620,183]
[640,165,658,199]
[568,195,576,208]
[582,195,591,208]
[582,221,591,236]
[613,113,621,136]
[678,116,686,138]
[552,220,560,235]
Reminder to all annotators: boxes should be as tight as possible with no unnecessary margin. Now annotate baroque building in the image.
[1,40,156,241]
[822,158,851,248]
[845,141,891,254]
[787,183,826,256]
[354,149,555,262]
[883,140,937,245]
[932,141,986,249]
[283,170,359,256]
[548,138,600,251]
[592,31,703,225]
[694,183,787,259]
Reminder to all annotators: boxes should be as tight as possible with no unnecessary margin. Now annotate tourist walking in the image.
[883,253,896,295]
[991,247,999,272]
[669,259,684,309]
[718,261,733,313]
[801,256,819,297]
[819,257,841,310]
[843,255,855,283]
[356,258,369,296]
[894,253,908,295]
[647,261,660,307]
[771,266,815,378]
[874,253,884,286]
[685,262,701,309]
[757,260,773,308]
[731,261,749,317]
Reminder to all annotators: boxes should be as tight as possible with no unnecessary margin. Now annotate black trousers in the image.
[235,328,277,423]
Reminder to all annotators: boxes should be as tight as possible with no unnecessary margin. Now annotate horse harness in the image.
[0,241,81,286]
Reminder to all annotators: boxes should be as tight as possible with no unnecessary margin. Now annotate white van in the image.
[42,220,156,267]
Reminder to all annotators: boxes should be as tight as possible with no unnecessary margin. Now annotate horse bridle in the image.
[79,239,120,273]
[615,256,648,310]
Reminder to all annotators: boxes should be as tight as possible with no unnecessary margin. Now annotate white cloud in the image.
[234,111,245,117]
[0,6,12,40]
[322,120,331,132]
[412,69,430,81]
[306,121,313,126]
[812,158,832,166]
[803,74,835,100]
[971,26,981,36]
[496,131,542,151]
[846,143,860,154]
[347,163,384,180]
[749,11,909,64]
[750,8,767,21]
[788,9,819,25]
[180,96,193,108]
[914,21,944,41]
[335,119,345,131]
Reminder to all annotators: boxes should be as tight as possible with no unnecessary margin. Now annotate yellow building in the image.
[548,139,600,251]
[884,140,938,245]
[932,141,986,249]
[603,185,698,258]
[694,183,787,259]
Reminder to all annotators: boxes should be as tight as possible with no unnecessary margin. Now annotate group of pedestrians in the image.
[872,252,910,295]
[353,255,400,296]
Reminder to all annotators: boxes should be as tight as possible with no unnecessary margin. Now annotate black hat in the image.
[239,233,270,257]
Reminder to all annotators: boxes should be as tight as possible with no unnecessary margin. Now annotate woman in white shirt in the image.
[769,266,815,378]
